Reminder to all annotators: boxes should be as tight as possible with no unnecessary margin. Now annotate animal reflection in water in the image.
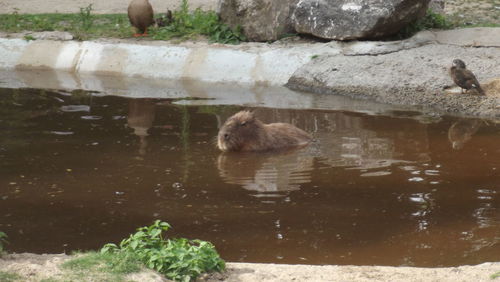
[127,99,156,156]
[448,119,483,150]
[217,150,314,193]
[217,111,312,152]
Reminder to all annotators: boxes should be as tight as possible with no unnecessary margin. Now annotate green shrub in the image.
[101,220,225,281]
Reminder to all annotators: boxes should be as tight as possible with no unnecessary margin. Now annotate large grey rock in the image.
[292,0,431,40]
[218,0,299,42]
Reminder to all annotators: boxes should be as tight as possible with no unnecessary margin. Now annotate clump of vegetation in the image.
[98,220,225,281]
[150,0,245,44]
[0,0,245,44]
[397,9,454,38]
[0,232,7,255]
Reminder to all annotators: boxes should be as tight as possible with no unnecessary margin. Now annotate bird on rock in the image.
[128,0,154,37]
[449,59,485,95]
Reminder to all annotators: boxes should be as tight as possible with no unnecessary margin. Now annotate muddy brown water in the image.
[0,87,499,267]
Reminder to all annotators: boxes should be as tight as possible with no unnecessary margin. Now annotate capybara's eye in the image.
[241,122,247,126]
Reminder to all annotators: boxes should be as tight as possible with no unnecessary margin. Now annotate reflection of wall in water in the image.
[127,99,156,156]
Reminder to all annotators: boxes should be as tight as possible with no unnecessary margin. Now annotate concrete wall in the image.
[0,38,337,86]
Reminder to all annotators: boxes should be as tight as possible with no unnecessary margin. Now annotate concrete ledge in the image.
[0,38,338,86]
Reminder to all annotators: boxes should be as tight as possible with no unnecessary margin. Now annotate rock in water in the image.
[292,0,430,40]
[218,0,299,42]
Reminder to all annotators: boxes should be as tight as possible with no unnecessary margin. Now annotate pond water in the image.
[0,86,499,267]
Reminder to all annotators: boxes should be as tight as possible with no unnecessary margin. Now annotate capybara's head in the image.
[217,111,262,152]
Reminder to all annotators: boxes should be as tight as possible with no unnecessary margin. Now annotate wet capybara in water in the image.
[217,110,312,152]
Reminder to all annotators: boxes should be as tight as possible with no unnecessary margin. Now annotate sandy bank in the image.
[1,253,499,282]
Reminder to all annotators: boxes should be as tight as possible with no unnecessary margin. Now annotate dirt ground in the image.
[0,1,499,281]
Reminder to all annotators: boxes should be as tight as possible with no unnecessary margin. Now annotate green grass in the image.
[0,0,245,43]
[0,271,20,282]
[62,251,142,282]
[0,12,131,40]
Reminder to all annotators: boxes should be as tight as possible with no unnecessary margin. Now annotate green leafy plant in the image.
[492,272,500,279]
[0,232,7,254]
[101,220,225,281]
